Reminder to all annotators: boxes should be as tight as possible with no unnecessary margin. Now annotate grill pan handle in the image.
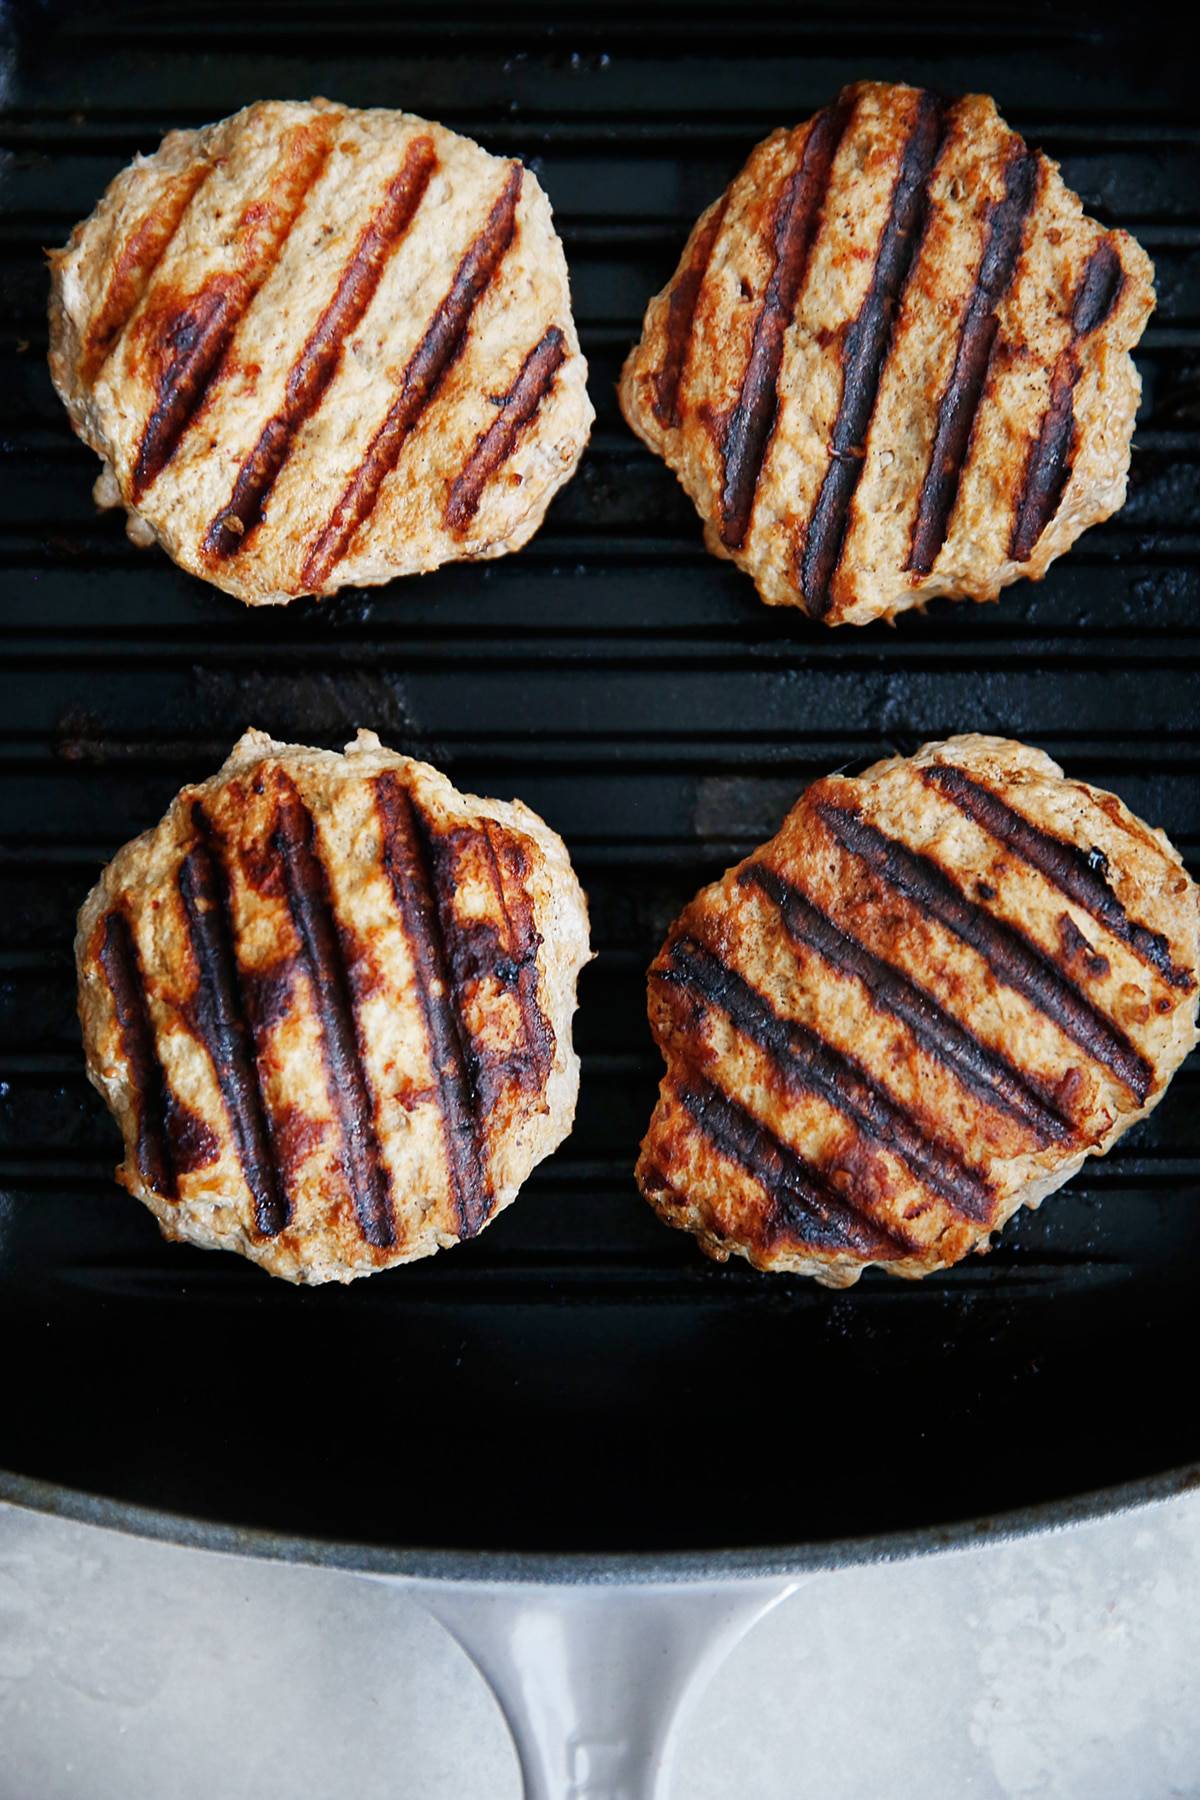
[411,1576,799,1797]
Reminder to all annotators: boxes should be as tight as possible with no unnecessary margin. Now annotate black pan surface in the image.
[1,0,1198,1559]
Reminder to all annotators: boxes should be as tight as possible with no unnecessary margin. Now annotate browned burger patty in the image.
[619,82,1155,625]
[637,736,1199,1284]
[76,730,591,1283]
[49,99,593,605]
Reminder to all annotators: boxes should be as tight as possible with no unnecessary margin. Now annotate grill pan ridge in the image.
[1,0,1199,1562]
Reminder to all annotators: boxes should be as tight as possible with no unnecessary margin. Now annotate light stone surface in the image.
[2,1493,1200,1798]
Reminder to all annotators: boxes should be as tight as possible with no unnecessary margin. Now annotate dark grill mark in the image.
[444,325,566,533]
[1009,240,1127,562]
[907,147,1040,575]
[81,162,215,384]
[739,861,1073,1143]
[97,909,177,1199]
[1068,240,1128,339]
[673,1076,911,1259]
[657,935,996,1221]
[1008,362,1078,561]
[204,136,438,560]
[817,801,1154,1101]
[478,822,556,1092]
[717,102,850,550]
[301,163,523,589]
[407,819,555,1149]
[168,1106,221,1177]
[178,810,289,1237]
[1058,913,1111,982]
[131,121,334,501]
[272,780,395,1247]
[375,774,490,1238]
[801,90,946,614]
[650,196,729,428]
[636,1159,680,1204]
[132,280,239,499]
[922,761,1194,990]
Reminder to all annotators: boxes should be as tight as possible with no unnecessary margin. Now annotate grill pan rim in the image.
[2,1461,1198,1584]
[5,0,1200,1566]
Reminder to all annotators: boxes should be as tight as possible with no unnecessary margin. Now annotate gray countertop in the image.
[2,1493,1199,1798]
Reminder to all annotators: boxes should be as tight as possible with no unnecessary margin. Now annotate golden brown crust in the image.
[49,99,593,605]
[76,730,591,1283]
[637,735,1199,1284]
[620,82,1155,625]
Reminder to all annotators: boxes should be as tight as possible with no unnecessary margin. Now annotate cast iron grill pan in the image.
[1,1,1198,1554]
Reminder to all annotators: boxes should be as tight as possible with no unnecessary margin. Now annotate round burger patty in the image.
[50,99,593,605]
[620,81,1155,625]
[638,736,1199,1285]
[76,730,591,1283]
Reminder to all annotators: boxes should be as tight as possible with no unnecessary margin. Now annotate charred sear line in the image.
[301,163,524,588]
[650,195,729,428]
[739,861,1073,1142]
[132,279,240,500]
[479,822,556,1091]
[906,147,1040,575]
[97,908,178,1199]
[166,1102,221,1177]
[445,325,566,533]
[426,828,507,1122]
[673,1075,911,1258]
[179,808,289,1237]
[204,136,438,560]
[817,801,1154,1101]
[718,102,850,550]
[1009,239,1127,561]
[1068,239,1126,339]
[375,774,490,1239]
[272,780,395,1247]
[1007,356,1077,562]
[636,1158,684,1207]
[81,162,215,384]
[417,822,553,1134]
[801,90,946,614]
[657,935,996,1222]
[1058,913,1110,981]
[922,762,1194,991]
[131,124,334,502]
